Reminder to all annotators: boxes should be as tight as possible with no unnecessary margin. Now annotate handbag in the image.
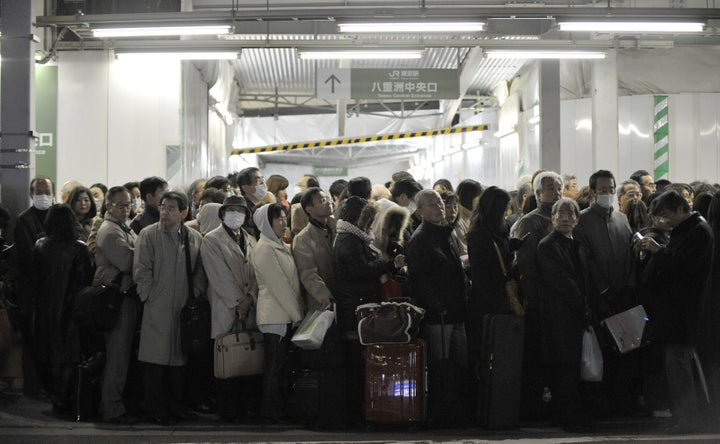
[601,305,650,354]
[213,318,265,379]
[291,304,335,350]
[580,326,604,382]
[355,301,425,345]
[73,272,125,332]
[180,228,211,354]
[492,241,525,316]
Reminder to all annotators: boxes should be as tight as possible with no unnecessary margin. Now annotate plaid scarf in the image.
[336,219,383,257]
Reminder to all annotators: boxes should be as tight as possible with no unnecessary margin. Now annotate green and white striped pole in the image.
[653,95,669,180]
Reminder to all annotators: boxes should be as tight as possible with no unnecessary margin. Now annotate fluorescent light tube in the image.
[94,25,231,38]
[485,50,606,59]
[297,49,423,60]
[115,52,238,61]
[558,22,704,33]
[339,22,484,33]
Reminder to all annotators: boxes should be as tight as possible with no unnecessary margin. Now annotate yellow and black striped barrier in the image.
[230,124,489,156]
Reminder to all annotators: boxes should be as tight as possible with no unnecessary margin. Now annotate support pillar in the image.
[591,49,619,174]
[538,60,561,172]
[1,0,36,242]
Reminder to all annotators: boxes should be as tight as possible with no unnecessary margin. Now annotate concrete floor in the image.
[2,386,720,444]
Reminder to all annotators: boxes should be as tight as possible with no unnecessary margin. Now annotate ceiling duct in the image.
[486,18,556,37]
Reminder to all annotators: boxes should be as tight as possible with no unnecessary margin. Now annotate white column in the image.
[539,60,561,172]
[591,49,619,173]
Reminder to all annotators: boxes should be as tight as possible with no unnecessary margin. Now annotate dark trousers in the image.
[341,338,364,422]
[664,343,699,419]
[184,338,214,408]
[549,361,590,426]
[261,331,290,420]
[144,363,185,418]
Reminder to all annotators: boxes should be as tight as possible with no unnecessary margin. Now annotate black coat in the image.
[32,237,93,364]
[537,230,595,363]
[13,206,48,319]
[406,221,468,325]
[332,231,389,334]
[642,212,713,345]
[468,224,513,316]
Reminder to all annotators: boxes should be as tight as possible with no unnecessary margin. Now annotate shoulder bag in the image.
[492,240,525,316]
[180,228,211,354]
[73,272,125,332]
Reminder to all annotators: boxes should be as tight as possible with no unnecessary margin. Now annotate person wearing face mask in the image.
[200,195,259,422]
[237,167,277,216]
[14,176,56,398]
[573,169,637,415]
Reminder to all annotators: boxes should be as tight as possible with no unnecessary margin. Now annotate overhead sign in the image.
[352,69,458,100]
[316,68,459,100]
[317,68,351,100]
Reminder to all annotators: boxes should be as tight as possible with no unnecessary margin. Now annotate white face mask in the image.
[293,185,303,195]
[225,190,234,198]
[252,184,268,201]
[94,198,103,211]
[33,194,52,211]
[223,211,246,230]
[407,201,418,214]
[132,197,142,212]
[596,194,613,209]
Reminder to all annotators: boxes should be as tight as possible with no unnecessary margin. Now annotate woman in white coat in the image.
[251,203,304,423]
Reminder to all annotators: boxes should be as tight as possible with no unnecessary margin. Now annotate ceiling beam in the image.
[37,7,720,28]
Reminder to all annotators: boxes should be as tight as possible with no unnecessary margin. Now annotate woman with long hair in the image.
[466,186,514,369]
[32,204,93,415]
[67,186,98,242]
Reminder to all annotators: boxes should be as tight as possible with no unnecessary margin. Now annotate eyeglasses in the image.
[110,203,131,210]
[159,204,179,212]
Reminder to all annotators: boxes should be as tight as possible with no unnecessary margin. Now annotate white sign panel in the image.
[316,68,351,100]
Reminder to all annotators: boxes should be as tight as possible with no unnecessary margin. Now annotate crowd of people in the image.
[3,166,720,433]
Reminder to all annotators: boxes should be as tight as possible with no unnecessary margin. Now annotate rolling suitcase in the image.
[286,367,346,429]
[477,314,525,428]
[364,339,426,424]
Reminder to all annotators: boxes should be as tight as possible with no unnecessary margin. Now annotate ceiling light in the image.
[338,22,484,33]
[297,48,423,60]
[485,50,606,59]
[93,25,231,38]
[558,21,704,33]
[115,51,239,61]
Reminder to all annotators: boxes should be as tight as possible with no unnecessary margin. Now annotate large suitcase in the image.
[286,367,347,429]
[477,314,525,429]
[364,339,426,424]
[214,328,264,379]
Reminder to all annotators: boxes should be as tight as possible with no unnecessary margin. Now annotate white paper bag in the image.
[580,326,604,382]
[291,304,335,350]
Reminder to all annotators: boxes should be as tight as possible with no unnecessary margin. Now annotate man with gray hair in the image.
[563,174,579,199]
[513,171,563,415]
[406,189,469,426]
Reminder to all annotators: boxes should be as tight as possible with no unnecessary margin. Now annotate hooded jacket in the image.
[250,205,303,327]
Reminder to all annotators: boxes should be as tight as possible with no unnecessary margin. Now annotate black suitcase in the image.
[477,314,525,429]
[286,367,346,429]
